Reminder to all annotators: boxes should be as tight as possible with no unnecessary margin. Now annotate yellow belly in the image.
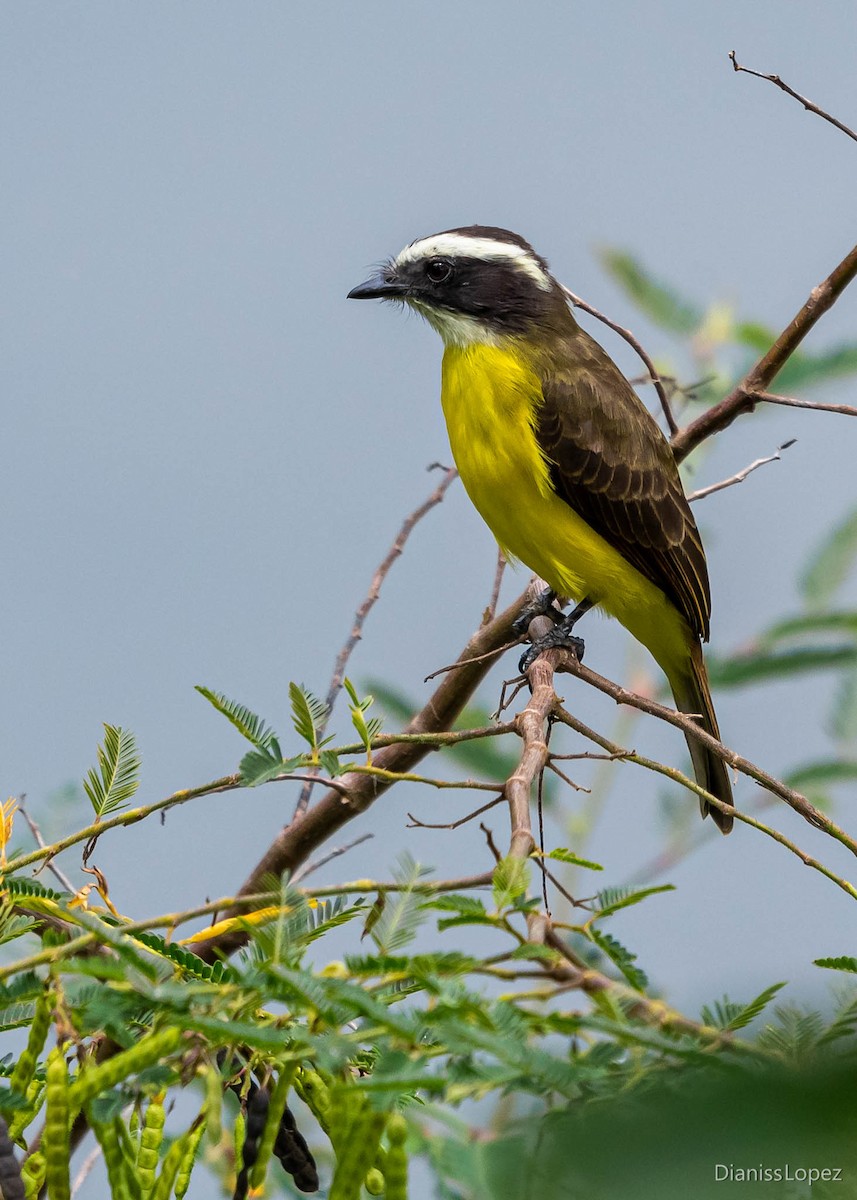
[440,342,688,673]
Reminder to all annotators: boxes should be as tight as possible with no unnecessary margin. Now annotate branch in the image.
[562,286,679,434]
[687,439,795,502]
[294,462,458,817]
[190,589,528,961]
[752,390,857,419]
[729,51,857,145]
[552,653,857,859]
[552,705,857,904]
[671,240,857,461]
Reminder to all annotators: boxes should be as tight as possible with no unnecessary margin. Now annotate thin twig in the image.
[71,1140,103,1197]
[484,548,507,623]
[290,832,374,884]
[406,793,506,831]
[17,798,76,892]
[552,705,857,903]
[189,590,528,962]
[546,760,590,793]
[424,639,519,682]
[562,286,679,435]
[729,51,857,145]
[687,439,796,501]
[538,861,588,911]
[555,653,857,856]
[480,822,503,863]
[294,462,459,818]
[752,390,857,418]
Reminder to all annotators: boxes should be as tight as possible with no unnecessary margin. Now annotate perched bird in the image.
[348,226,733,832]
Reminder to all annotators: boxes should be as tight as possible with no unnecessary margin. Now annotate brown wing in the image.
[536,335,711,641]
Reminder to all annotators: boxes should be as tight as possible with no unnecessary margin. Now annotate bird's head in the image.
[348,225,568,347]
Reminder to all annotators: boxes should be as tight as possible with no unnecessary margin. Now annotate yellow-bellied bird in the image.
[349,226,733,832]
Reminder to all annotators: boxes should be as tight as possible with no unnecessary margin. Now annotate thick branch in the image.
[192,591,525,961]
[671,241,857,461]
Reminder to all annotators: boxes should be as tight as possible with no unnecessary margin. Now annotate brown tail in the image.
[668,642,734,834]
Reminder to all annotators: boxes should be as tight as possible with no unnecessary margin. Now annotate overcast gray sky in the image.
[3,4,857,1182]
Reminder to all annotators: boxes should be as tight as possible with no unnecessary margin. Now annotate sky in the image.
[2,2,857,1192]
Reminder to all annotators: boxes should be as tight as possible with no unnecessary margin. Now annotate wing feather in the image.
[536,337,711,640]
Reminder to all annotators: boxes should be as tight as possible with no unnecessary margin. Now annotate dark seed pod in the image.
[0,1115,25,1200]
[274,1107,319,1193]
[232,1085,269,1200]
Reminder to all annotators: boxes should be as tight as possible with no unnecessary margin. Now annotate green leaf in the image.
[366,682,536,792]
[588,929,648,992]
[800,507,857,611]
[83,724,141,818]
[289,683,328,753]
[734,320,776,352]
[814,956,857,974]
[426,895,488,916]
[783,759,857,793]
[723,982,787,1031]
[760,611,857,648]
[509,943,557,962]
[195,686,281,755]
[239,751,305,787]
[542,848,604,871]
[775,343,857,392]
[831,668,857,744]
[707,645,857,688]
[492,857,530,910]
[597,248,702,334]
[593,884,674,920]
[344,678,383,754]
[368,854,430,954]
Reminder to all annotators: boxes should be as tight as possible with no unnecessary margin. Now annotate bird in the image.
[348,225,733,833]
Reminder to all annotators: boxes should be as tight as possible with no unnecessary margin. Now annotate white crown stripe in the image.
[396,234,552,291]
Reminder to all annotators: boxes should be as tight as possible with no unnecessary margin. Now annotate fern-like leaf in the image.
[83,724,141,818]
[589,929,648,992]
[289,683,328,752]
[723,982,787,1031]
[593,884,674,920]
[195,686,281,755]
[239,750,305,788]
[369,853,431,954]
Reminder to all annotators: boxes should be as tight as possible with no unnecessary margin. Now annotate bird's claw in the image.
[518,624,585,674]
[512,588,559,637]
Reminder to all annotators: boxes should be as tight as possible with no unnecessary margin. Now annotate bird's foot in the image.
[512,588,561,637]
[518,620,586,674]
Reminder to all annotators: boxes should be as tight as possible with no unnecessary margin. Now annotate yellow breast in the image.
[440,341,687,671]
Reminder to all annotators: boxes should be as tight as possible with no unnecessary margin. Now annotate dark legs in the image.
[516,590,594,673]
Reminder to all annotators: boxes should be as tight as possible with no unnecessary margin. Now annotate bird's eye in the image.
[425,257,453,284]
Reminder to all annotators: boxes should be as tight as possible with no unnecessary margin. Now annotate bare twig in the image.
[423,639,519,682]
[553,705,857,903]
[71,1140,103,1197]
[406,793,506,830]
[17,798,76,892]
[480,822,503,863]
[551,654,857,859]
[752,390,857,419]
[672,241,857,460]
[729,51,857,145]
[562,285,679,435]
[687,439,796,501]
[546,760,590,793]
[484,548,507,623]
[290,832,374,884]
[294,462,459,818]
